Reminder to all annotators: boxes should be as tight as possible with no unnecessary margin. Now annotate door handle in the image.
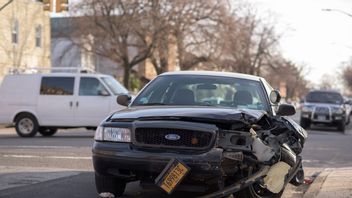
[69,101,73,107]
[76,101,79,107]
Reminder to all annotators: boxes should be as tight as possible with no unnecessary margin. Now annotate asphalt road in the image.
[1,117,352,198]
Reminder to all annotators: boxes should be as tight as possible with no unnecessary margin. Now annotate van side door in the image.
[75,77,111,126]
[37,76,76,126]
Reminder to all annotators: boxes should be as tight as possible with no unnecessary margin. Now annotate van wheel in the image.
[15,113,39,137]
[39,128,58,136]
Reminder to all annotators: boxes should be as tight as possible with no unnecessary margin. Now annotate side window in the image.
[79,77,109,96]
[40,77,74,95]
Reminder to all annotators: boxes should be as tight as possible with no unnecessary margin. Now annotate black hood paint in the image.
[110,106,267,124]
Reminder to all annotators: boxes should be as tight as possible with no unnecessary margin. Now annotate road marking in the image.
[302,159,320,163]
[2,154,91,160]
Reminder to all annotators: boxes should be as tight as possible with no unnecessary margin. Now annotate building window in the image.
[12,20,19,44]
[35,25,42,47]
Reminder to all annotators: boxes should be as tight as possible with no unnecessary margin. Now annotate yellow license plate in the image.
[155,159,190,194]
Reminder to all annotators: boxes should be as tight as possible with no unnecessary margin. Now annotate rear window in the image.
[40,77,74,95]
[306,91,343,104]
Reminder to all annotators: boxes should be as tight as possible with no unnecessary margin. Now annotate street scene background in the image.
[2,0,352,198]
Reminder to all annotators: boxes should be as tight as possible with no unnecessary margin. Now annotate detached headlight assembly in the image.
[331,107,344,114]
[94,126,131,142]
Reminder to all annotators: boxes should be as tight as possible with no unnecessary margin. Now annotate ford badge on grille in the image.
[165,134,181,141]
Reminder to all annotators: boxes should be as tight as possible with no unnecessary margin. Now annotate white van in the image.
[0,71,129,137]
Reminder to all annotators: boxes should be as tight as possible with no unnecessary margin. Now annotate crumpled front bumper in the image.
[93,141,224,179]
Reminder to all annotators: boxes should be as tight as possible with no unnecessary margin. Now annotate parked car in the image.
[300,90,347,131]
[0,72,128,137]
[344,97,352,124]
[93,71,307,198]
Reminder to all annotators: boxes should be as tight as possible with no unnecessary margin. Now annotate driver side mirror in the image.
[276,104,296,116]
[269,90,281,104]
[116,94,132,106]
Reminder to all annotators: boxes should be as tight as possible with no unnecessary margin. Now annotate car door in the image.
[75,76,111,126]
[37,76,76,126]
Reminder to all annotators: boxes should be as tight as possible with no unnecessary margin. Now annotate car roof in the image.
[6,73,112,78]
[160,71,263,81]
[308,90,341,94]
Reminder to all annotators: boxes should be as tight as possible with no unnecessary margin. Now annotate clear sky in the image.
[251,0,352,87]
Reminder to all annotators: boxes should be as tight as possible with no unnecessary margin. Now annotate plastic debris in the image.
[264,161,291,193]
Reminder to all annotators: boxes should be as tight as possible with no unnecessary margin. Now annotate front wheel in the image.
[15,113,39,137]
[95,174,126,197]
[346,114,350,125]
[39,128,58,136]
[233,167,284,198]
[337,120,345,132]
[234,182,284,198]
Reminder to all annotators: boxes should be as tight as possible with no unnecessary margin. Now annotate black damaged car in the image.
[92,71,307,198]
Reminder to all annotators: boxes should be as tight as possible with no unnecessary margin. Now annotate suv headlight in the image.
[94,126,131,142]
[302,105,314,112]
[331,107,344,114]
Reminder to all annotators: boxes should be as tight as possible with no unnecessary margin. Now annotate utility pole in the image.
[0,0,14,12]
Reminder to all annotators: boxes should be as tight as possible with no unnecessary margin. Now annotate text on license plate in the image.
[155,159,190,194]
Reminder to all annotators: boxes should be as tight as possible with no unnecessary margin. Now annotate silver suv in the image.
[300,90,347,132]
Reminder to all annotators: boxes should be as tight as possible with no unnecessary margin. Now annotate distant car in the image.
[300,90,347,132]
[344,97,352,123]
[0,72,128,137]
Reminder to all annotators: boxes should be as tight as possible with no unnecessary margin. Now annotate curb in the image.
[303,169,332,198]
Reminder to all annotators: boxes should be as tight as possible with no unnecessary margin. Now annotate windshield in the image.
[101,76,128,95]
[132,75,269,111]
[306,92,343,104]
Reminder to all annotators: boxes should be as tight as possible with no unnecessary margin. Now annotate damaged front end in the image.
[201,111,307,198]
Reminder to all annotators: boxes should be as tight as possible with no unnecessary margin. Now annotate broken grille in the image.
[134,128,213,149]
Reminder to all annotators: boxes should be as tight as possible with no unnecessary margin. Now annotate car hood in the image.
[110,106,267,124]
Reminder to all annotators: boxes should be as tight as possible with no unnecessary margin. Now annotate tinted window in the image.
[79,77,109,96]
[132,75,269,111]
[40,77,74,95]
[306,92,343,104]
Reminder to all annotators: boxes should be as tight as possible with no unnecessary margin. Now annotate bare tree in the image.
[130,0,227,75]
[342,64,352,92]
[70,0,168,89]
[214,6,280,75]
[263,57,310,99]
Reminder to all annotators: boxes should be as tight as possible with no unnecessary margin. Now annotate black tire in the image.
[337,120,345,132]
[15,113,39,137]
[299,118,310,129]
[234,183,284,198]
[346,114,350,125]
[233,167,284,198]
[290,168,304,186]
[95,174,126,197]
[38,128,58,137]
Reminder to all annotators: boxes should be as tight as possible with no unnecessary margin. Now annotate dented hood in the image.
[110,106,267,124]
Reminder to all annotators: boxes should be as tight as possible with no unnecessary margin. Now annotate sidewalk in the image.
[304,167,352,198]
